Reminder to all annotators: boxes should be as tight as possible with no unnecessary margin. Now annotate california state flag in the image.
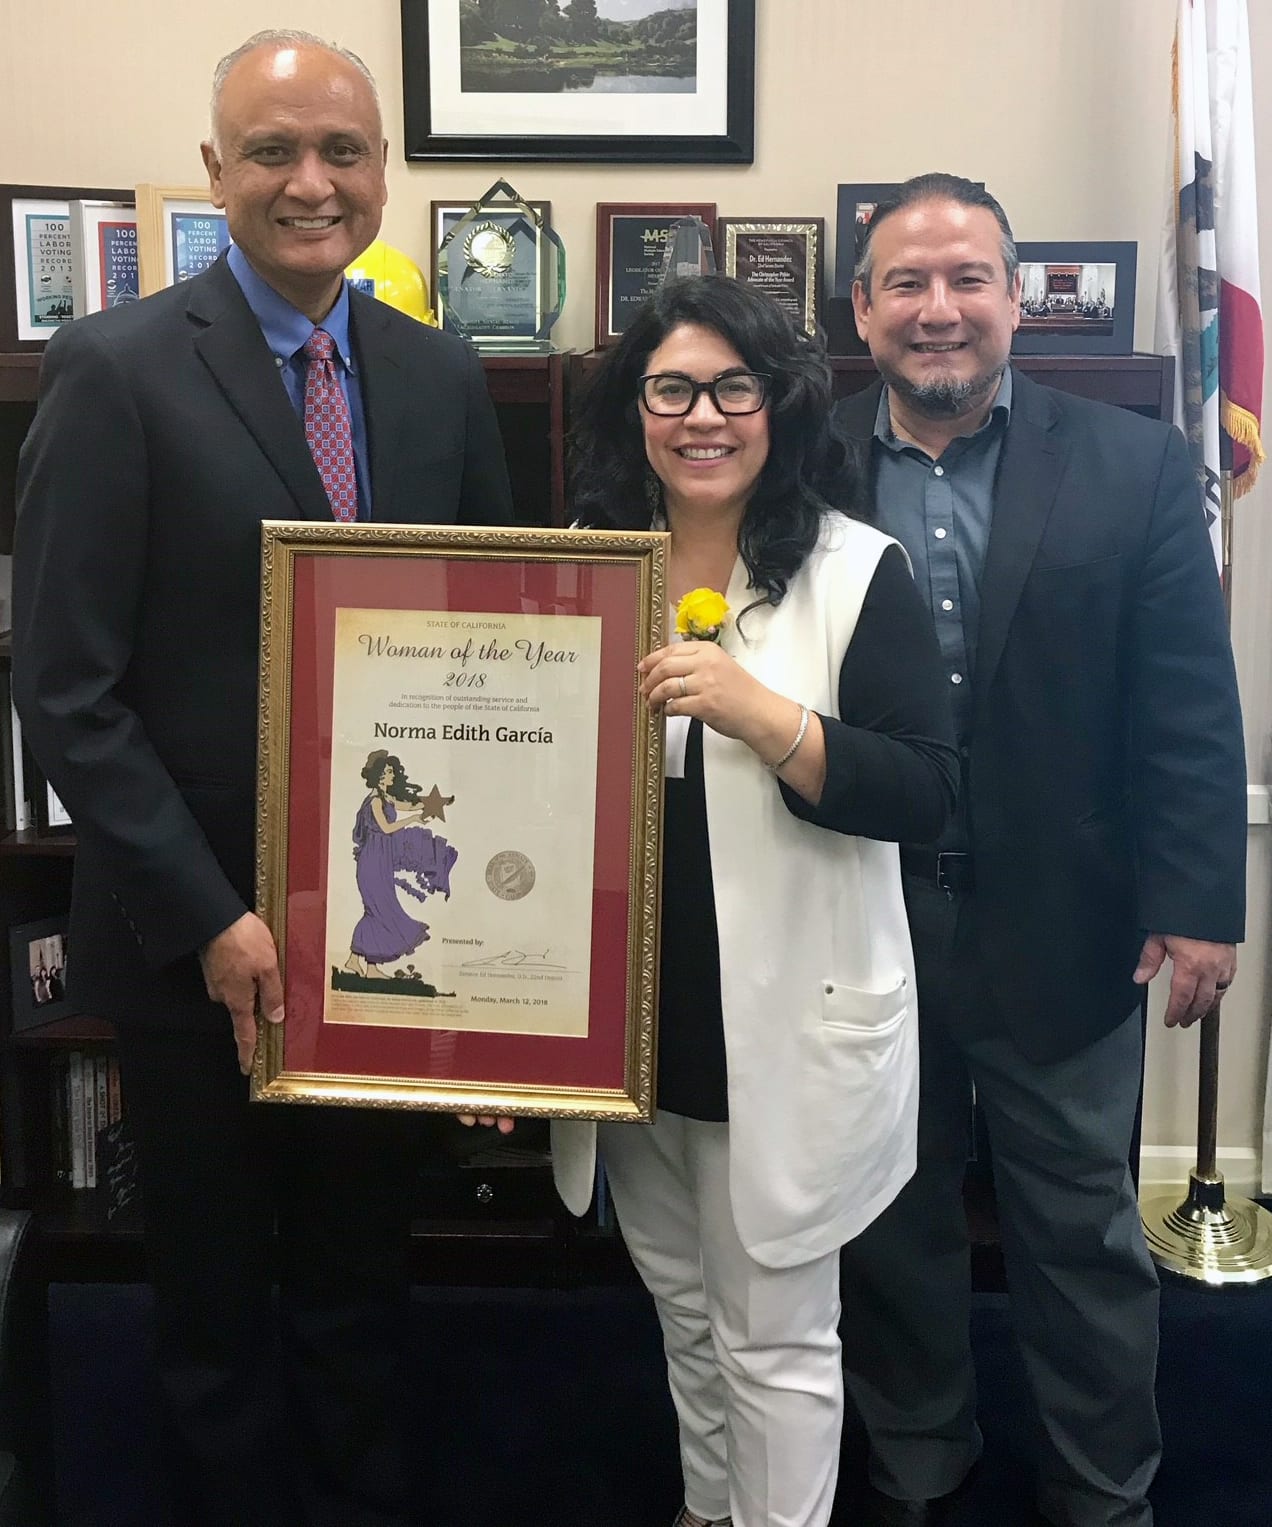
[1156,0,1265,573]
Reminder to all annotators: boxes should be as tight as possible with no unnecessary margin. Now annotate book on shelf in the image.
[95,1055,109,1139]
[50,1050,124,1194]
[6,687,32,833]
[0,674,15,832]
[68,1050,86,1189]
[2,684,71,835]
[106,1055,122,1124]
[50,1055,70,1185]
[83,1052,98,1190]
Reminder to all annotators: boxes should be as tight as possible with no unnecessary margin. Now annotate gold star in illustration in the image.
[416,784,455,822]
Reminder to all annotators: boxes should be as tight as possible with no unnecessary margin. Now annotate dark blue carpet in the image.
[48,1281,1272,1526]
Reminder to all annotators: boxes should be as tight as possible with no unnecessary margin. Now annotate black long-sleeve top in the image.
[657,545,958,1120]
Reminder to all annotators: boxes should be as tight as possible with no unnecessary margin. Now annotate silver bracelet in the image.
[766,704,809,772]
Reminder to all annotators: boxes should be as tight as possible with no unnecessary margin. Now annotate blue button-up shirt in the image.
[227,245,371,519]
[871,370,1011,745]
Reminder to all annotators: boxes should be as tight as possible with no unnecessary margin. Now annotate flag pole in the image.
[1139,471,1272,1285]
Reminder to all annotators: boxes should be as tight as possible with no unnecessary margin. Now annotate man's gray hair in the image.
[208,29,380,149]
[854,173,1019,296]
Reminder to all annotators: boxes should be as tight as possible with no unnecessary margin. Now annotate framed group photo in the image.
[1,182,132,349]
[832,182,900,298]
[401,0,755,163]
[9,915,75,1036]
[1012,240,1138,355]
[253,521,666,1121]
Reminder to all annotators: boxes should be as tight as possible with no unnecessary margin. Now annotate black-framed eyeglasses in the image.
[638,371,771,417]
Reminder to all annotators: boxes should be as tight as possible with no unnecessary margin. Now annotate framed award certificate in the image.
[253,522,667,1122]
[595,202,716,348]
[718,217,824,338]
[135,183,231,295]
[0,181,132,348]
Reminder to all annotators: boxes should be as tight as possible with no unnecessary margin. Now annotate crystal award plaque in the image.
[436,180,565,353]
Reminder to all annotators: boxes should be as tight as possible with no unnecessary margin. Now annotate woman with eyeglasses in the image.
[551,275,958,1527]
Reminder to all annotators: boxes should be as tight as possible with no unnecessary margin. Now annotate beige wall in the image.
[2,0,1269,1181]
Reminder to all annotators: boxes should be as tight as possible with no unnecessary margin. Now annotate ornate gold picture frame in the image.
[253,521,666,1121]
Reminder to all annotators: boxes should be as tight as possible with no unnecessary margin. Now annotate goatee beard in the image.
[885,361,1005,420]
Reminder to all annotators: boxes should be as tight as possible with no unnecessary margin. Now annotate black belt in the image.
[899,847,974,895]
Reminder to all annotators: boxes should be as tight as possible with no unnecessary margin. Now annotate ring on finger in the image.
[678,675,688,698]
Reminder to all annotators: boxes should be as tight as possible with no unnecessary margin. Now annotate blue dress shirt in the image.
[227,244,372,519]
[871,369,1012,744]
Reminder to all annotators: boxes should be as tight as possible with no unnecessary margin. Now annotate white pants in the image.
[598,1113,843,1527]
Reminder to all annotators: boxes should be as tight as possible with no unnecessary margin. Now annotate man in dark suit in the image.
[832,175,1244,1527]
[13,28,512,1526]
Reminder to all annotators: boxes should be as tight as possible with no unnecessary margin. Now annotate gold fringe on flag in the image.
[1220,393,1266,498]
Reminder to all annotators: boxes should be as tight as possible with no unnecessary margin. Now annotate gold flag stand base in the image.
[1138,474,1272,1289]
[1141,1171,1272,1287]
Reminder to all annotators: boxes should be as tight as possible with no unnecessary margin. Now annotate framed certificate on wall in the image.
[135,183,231,295]
[718,217,824,337]
[595,202,716,347]
[253,521,667,1121]
[0,181,132,348]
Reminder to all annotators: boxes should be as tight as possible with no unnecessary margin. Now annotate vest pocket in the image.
[820,975,908,1033]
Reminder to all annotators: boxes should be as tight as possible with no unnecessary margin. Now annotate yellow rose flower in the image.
[675,587,730,642]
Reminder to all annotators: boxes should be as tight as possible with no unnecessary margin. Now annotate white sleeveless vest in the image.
[554,513,920,1268]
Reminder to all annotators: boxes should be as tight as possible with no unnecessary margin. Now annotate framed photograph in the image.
[253,521,667,1120]
[36,780,72,835]
[596,202,716,348]
[70,200,139,316]
[9,915,75,1035]
[430,197,551,337]
[401,0,755,164]
[135,184,231,297]
[833,182,900,299]
[1012,241,1137,356]
[1,182,132,349]
[718,217,825,338]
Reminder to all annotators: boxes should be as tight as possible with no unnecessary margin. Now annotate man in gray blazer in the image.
[832,175,1244,1527]
[13,29,511,1525]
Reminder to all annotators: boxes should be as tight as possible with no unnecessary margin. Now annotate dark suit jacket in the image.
[833,369,1245,1060]
[13,255,514,1032]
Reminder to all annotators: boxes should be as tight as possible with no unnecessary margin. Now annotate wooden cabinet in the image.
[0,346,1174,1284]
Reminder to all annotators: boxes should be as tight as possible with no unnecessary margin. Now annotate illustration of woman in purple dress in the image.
[343,750,458,980]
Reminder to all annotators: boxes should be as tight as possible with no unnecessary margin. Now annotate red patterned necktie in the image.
[302,328,357,522]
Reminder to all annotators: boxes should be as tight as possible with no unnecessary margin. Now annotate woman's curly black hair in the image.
[569,274,859,606]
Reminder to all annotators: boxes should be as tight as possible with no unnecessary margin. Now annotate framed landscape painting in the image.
[401,0,755,163]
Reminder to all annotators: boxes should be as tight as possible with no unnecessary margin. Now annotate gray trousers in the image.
[839,879,1161,1527]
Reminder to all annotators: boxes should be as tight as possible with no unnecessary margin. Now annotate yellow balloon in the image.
[345,239,437,326]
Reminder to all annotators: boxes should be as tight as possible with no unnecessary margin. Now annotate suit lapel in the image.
[973,370,1068,715]
[350,290,409,522]
[186,260,333,522]
[831,381,884,522]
